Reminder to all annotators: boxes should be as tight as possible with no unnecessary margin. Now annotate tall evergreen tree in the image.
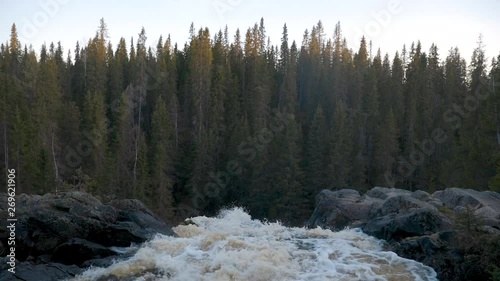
[461,36,496,189]
[150,95,176,217]
[2,19,500,225]
[304,105,328,196]
[328,102,352,188]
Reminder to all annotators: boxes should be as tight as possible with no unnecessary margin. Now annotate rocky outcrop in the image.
[0,260,83,281]
[307,187,500,281]
[0,191,175,280]
[308,187,500,235]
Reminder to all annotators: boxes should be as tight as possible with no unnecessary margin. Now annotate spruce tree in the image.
[150,96,175,220]
[304,105,328,196]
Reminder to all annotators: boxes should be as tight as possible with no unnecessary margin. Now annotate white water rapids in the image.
[70,207,438,281]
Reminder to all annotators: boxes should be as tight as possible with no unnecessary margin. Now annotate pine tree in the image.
[71,42,86,107]
[304,105,328,196]
[373,109,399,185]
[33,44,63,192]
[10,106,37,193]
[79,20,111,194]
[349,37,370,190]
[268,117,305,223]
[57,101,81,183]
[115,90,135,197]
[390,51,405,134]
[328,102,352,188]
[461,36,494,189]
[150,96,175,220]
[185,27,214,212]
[134,133,149,201]
[2,19,500,225]
[400,42,423,190]
[439,48,468,186]
[488,54,500,191]
[82,89,108,195]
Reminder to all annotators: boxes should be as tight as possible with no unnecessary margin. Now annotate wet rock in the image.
[52,238,116,266]
[0,191,175,280]
[307,189,371,230]
[363,208,451,241]
[308,187,500,281]
[0,261,83,281]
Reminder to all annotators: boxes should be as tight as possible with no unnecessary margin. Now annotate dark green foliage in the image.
[452,206,500,281]
[1,20,499,226]
[304,106,328,196]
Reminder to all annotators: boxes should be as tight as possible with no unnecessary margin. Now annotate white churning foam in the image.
[70,207,438,281]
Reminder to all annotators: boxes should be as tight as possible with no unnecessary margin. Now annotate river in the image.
[70,207,437,281]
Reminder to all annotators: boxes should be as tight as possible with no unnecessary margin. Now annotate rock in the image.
[378,194,437,216]
[481,225,500,234]
[433,188,500,228]
[433,188,500,210]
[0,191,175,280]
[364,186,412,200]
[363,208,451,241]
[307,186,500,281]
[307,189,372,230]
[390,231,494,281]
[390,233,460,281]
[308,187,499,237]
[52,238,116,266]
[109,198,156,214]
[432,188,482,208]
[81,255,125,268]
[0,261,83,281]
[411,190,431,201]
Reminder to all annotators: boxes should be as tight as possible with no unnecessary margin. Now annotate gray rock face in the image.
[433,188,500,225]
[307,187,500,281]
[307,189,372,230]
[0,260,83,281]
[363,208,450,240]
[308,187,500,238]
[0,191,175,280]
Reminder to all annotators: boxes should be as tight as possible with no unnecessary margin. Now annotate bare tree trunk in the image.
[494,78,500,146]
[174,98,178,149]
[198,100,202,141]
[51,132,59,193]
[133,97,141,184]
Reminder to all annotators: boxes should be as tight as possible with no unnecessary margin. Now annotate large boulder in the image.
[52,238,116,266]
[390,231,496,281]
[363,208,451,241]
[307,189,372,230]
[308,187,500,240]
[0,191,175,279]
[307,187,500,281]
[432,188,500,228]
[0,260,83,281]
[364,186,413,200]
[377,194,438,216]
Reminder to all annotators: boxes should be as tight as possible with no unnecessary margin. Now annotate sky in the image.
[0,0,499,65]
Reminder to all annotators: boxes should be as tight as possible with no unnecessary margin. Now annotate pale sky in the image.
[0,0,499,65]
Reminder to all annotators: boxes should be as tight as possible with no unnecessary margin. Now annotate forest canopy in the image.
[1,19,499,224]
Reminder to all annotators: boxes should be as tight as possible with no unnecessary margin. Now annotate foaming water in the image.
[71,207,438,281]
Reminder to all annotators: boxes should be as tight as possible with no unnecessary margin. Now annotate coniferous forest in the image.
[1,19,500,225]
